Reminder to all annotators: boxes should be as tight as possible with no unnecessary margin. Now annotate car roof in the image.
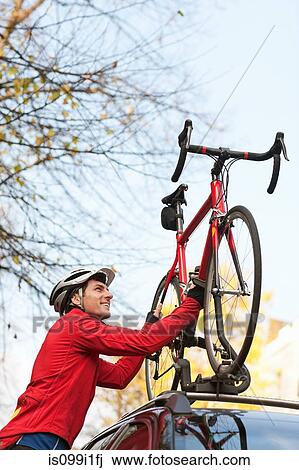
[88,392,299,441]
[83,394,299,450]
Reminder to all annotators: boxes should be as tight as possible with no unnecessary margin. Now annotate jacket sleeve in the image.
[96,356,144,389]
[75,297,200,356]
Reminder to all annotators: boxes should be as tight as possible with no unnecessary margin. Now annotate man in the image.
[0,266,204,450]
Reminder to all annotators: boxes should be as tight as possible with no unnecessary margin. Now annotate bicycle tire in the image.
[145,275,181,400]
[204,205,262,375]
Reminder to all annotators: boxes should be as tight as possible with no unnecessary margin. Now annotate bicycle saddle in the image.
[161,184,188,206]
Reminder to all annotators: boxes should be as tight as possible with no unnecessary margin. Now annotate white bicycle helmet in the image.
[49,267,115,316]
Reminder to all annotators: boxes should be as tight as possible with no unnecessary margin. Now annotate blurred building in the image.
[257,320,299,400]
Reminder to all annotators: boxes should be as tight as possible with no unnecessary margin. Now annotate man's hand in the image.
[145,303,162,324]
[152,303,163,319]
[186,280,205,306]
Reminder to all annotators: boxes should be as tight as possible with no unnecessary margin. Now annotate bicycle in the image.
[145,119,288,399]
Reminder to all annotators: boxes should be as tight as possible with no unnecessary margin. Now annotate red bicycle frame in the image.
[163,179,227,301]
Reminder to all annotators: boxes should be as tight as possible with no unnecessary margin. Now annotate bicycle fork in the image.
[211,219,248,366]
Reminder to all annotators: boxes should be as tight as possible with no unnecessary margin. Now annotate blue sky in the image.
[194,0,299,322]
[130,0,299,324]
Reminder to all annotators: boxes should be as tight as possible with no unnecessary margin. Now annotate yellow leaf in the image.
[14,164,22,172]
[61,84,71,94]
[105,128,114,136]
[71,100,78,109]
[13,79,21,95]
[35,136,44,146]
[72,136,78,145]
[47,129,55,138]
[8,66,18,76]
[16,177,25,186]
[62,111,69,118]
[49,91,60,101]
[0,131,5,141]
[12,255,20,265]
[100,113,108,120]
[22,78,31,91]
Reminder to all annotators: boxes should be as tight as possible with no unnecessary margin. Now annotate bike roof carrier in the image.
[121,391,299,423]
[184,392,299,411]
[121,391,192,419]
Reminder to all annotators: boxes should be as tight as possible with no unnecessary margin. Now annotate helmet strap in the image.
[78,287,84,310]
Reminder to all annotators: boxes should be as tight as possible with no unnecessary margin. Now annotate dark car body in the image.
[82,392,299,450]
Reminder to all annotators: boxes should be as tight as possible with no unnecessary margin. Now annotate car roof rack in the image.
[121,391,193,419]
[185,392,299,411]
[120,391,299,423]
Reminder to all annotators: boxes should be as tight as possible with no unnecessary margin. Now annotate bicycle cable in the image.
[224,158,240,206]
[201,152,228,211]
[215,157,240,211]
[198,152,235,213]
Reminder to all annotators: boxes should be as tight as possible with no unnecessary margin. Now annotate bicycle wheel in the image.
[204,205,261,375]
[145,275,181,400]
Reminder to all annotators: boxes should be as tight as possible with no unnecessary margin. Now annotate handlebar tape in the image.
[267,154,281,194]
[171,146,187,182]
[171,119,193,182]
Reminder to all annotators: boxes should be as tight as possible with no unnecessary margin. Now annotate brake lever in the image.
[279,136,289,161]
[185,121,193,150]
[178,119,193,147]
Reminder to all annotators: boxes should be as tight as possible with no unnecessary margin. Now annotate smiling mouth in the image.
[102,303,110,308]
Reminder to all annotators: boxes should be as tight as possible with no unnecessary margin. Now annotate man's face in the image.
[74,279,113,319]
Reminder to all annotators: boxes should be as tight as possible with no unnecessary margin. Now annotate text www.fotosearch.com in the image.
[111,454,250,467]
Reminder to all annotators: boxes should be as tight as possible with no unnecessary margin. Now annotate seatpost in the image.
[175,201,184,232]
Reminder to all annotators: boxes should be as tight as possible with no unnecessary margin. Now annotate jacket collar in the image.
[65,308,102,322]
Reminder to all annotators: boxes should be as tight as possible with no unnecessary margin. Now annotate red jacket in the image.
[0,297,200,449]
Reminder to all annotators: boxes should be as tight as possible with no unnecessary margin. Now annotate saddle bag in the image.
[161,206,177,231]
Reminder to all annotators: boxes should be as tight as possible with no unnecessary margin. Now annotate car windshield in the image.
[174,409,299,450]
